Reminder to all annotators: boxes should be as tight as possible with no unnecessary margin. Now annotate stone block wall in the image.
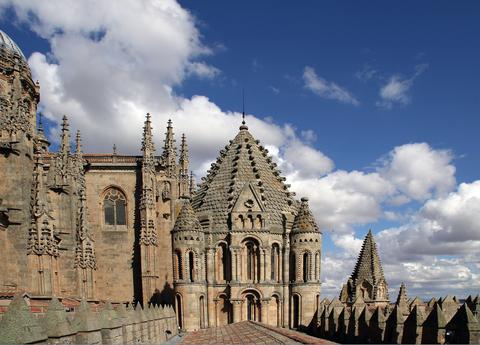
[0,294,178,344]
[313,295,479,344]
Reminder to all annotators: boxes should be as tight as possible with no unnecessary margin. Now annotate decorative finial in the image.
[75,130,82,153]
[167,119,172,128]
[113,144,117,155]
[240,88,248,130]
[242,88,246,125]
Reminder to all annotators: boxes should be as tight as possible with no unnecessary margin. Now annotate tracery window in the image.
[103,188,127,226]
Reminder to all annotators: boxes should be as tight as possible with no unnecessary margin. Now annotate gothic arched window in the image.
[103,188,127,226]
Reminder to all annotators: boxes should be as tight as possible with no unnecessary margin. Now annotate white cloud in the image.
[1,0,328,178]
[376,63,428,109]
[379,143,456,201]
[289,170,395,233]
[302,66,359,106]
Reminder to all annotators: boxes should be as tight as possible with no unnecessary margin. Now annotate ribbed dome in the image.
[0,30,26,61]
[192,125,297,230]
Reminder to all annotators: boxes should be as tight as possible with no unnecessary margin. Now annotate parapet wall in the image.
[0,294,178,344]
[313,295,479,344]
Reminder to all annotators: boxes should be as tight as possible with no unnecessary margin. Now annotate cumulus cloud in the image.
[379,143,456,202]
[376,63,428,109]
[1,0,330,179]
[289,170,395,234]
[303,66,359,106]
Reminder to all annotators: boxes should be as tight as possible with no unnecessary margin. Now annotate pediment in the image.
[232,183,265,213]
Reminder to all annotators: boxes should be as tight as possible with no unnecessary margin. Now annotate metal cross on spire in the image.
[242,88,246,125]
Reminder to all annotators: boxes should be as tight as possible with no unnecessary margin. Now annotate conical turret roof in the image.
[292,197,319,233]
[350,230,386,285]
[192,124,296,230]
[173,198,202,232]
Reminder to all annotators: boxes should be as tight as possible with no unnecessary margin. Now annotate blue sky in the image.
[180,0,480,181]
[1,0,479,299]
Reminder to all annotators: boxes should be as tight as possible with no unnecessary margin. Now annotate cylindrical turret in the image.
[289,197,322,328]
[172,197,207,331]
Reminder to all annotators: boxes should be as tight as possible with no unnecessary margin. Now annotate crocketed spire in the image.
[141,113,155,156]
[179,133,189,177]
[60,115,70,157]
[173,198,202,232]
[161,119,176,177]
[192,125,296,230]
[350,229,386,286]
[291,197,320,233]
[396,282,408,308]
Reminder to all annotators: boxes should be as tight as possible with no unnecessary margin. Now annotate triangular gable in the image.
[232,182,266,213]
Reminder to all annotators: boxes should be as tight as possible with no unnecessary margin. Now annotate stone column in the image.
[232,299,242,323]
[259,247,264,282]
[231,247,238,282]
[265,247,271,282]
[282,245,290,328]
[261,298,270,324]
[206,247,215,284]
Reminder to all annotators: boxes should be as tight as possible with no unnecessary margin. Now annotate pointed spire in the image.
[161,119,177,177]
[60,115,70,156]
[141,113,155,155]
[75,130,82,155]
[351,229,387,287]
[292,197,319,233]
[189,171,196,196]
[179,133,189,176]
[396,282,408,308]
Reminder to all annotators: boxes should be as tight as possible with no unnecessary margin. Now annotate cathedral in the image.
[0,29,325,331]
[2,30,479,345]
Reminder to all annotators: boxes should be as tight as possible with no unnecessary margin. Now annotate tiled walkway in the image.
[177,321,335,345]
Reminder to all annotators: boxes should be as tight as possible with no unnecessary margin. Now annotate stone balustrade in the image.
[313,295,479,344]
[0,294,178,344]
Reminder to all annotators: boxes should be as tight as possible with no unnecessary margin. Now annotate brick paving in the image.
[178,321,336,345]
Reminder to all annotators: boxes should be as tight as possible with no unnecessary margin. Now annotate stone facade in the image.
[2,30,477,344]
[0,30,322,333]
